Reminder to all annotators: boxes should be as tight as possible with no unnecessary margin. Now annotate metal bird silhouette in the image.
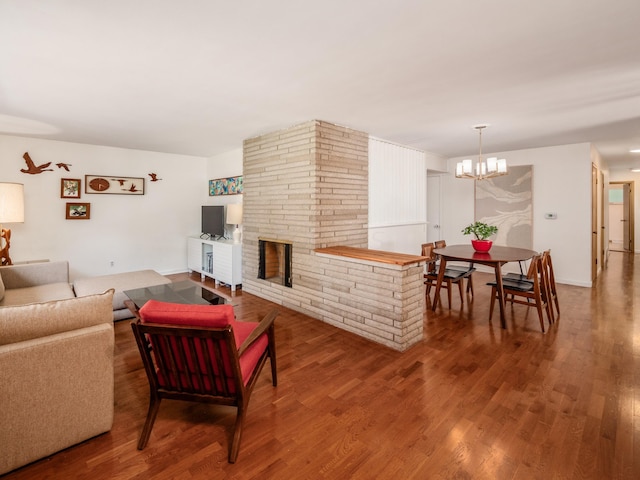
[56,162,72,171]
[128,183,139,192]
[148,173,161,181]
[20,152,53,174]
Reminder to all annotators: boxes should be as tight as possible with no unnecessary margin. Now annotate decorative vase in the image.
[471,239,492,253]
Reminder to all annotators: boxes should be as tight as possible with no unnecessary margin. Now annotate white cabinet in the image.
[187,236,242,291]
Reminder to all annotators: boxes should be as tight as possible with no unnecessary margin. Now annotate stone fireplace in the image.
[241,120,424,351]
[258,238,292,287]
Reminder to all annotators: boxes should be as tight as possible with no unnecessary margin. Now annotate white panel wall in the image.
[0,134,207,280]
[368,137,427,254]
[442,143,593,286]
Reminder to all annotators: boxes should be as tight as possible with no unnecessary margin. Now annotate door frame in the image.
[609,180,635,252]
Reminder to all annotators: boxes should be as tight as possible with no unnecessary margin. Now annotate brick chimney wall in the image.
[242,120,368,300]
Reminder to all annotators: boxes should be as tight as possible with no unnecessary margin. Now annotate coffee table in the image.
[124,280,229,314]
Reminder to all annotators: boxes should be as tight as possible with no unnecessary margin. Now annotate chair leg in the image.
[457,279,464,305]
[229,405,246,463]
[467,275,474,297]
[268,336,278,386]
[553,294,560,317]
[488,287,496,320]
[535,302,545,333]
[137,394,161,450]
[446,280,452,309]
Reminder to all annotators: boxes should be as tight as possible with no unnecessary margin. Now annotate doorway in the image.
[608,181,634,252]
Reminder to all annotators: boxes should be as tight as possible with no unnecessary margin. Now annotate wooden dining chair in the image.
[504,250,559,320]
[434,239,475,296]
[422,243,471,308]
[487,254,553,332]
[130,300,278,463]
[542,250,560,317]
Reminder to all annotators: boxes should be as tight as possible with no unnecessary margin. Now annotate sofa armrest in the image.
[0,261,69,289]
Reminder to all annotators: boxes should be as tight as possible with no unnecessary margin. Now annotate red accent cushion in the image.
[138,300,268,390]
[139,300,235,328]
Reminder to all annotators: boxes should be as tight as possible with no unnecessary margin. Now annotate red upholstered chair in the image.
[130,300,278,463]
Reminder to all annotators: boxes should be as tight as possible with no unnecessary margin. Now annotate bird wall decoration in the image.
[148,173,161,181]
[56,163,72,171]
[20,152,53,174]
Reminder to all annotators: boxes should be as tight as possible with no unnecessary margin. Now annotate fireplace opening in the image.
[258,239,292,287]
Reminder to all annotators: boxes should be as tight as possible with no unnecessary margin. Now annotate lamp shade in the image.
[226,203,243,225]
[0,183,25,223]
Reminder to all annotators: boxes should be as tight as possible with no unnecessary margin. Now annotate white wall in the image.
[442,143,593,287]
[0,134,208,280]
[206,147,244,238]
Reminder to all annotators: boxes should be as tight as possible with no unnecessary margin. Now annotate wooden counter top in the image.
[314,246,428,266]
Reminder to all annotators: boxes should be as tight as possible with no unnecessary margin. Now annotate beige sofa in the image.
[0,262,115,475]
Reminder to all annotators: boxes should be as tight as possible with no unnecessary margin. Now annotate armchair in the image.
[130,300,278,463]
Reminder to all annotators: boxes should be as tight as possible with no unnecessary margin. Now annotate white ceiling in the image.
[2,0,640,170]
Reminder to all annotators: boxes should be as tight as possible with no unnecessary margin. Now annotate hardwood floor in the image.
[4,252,639,479]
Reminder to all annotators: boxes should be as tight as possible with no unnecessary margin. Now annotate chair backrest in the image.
[131,301,245,402]
[421,243,437,273]
[523,253,541,279]
[435,240,446,249]
[542,250,556,287]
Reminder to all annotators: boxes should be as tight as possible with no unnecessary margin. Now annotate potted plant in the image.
[462,221,498,252]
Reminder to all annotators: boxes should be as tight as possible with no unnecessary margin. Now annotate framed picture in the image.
[61,178,81,198]
[85,175,145,195]
[66,202,90,219]
[209,175,243,196]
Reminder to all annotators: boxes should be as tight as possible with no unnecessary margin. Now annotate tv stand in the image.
[187,236,242,291]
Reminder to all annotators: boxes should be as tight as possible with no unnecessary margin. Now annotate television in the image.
[201,205,225,238]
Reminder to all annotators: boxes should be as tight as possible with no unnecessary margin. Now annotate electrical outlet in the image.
[109,260,115,267]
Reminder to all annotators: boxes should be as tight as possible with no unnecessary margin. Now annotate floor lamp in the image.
[226,203,243,244]
[0,182,25,266]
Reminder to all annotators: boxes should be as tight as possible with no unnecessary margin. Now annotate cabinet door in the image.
[187,237,203,272]
[212,243,232,282]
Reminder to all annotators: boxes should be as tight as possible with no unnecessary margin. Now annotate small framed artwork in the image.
[61,178,81,198]
[85,175,145,195]
[66,202,91,219]
[209,175,243,196]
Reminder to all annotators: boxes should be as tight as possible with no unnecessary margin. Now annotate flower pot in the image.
[471,239,493,253]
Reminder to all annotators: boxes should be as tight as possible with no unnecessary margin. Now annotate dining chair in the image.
[434,239,475,296]
[422,243,472,308]
[504,250,559,320]
[487,254,553,332]
[542,250,560,317]
[130,300,278,463]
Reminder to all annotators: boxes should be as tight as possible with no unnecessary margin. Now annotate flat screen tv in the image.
[201,205,225,238]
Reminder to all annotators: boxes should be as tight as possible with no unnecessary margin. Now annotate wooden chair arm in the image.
[124,299,141,320]
[237,308,278,356]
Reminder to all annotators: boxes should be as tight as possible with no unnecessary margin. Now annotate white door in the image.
[427,175,441,243]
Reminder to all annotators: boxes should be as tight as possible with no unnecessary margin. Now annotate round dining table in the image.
[432,244,538,328]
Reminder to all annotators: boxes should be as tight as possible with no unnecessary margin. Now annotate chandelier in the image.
[455,124,508,180]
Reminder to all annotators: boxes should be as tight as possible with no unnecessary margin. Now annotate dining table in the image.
[432,244,538,328]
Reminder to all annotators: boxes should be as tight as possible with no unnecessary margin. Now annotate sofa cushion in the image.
[0,271,4,302]
[0,282,75,307]
[73,270,171,313]
[0,261,69,289]
[0,289,114,346]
